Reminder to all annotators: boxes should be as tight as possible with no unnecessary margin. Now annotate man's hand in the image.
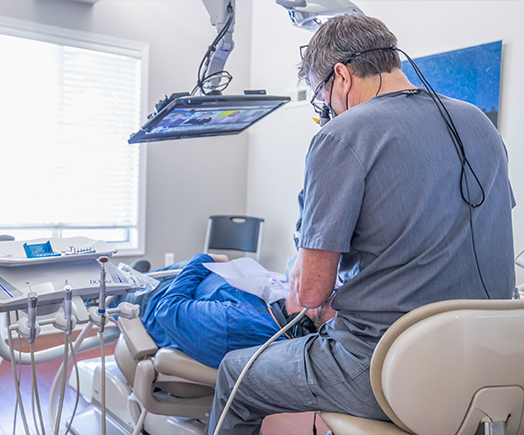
[286,292,337,328]
[289,247,340,308]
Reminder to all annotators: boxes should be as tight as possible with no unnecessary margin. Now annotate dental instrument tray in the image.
[0,237,117,267]
[0,258,134,312]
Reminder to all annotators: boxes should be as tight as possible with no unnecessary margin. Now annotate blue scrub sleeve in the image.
[153,254,231,368]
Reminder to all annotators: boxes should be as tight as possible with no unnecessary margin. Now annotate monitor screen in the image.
[128,94,291,144]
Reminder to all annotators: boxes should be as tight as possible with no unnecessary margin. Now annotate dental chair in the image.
[115,297,524,435]
[320,298,524,435]
[113,315,218,434]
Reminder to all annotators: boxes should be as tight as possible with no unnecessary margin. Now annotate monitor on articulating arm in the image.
[128,0,361,144]
[128,93,290,144]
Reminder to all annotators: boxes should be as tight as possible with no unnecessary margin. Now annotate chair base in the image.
[69,355,207,435]
[70,407,206,435]
[69,407,131,435]
[476,421,506,435]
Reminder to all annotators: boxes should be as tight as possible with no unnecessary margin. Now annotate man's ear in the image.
[333,62,353,93]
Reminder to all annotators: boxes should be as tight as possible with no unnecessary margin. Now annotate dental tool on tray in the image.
[23,240,96,259]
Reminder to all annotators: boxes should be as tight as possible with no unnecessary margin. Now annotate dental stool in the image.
[320,298,524,435]
[114,316,218,432]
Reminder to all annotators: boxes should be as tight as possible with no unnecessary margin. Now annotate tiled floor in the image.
[0,332,330,435]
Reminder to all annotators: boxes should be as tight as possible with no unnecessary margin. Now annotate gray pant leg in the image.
[204,333,388,435]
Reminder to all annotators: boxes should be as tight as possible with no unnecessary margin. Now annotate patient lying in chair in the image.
[119,253,335,369]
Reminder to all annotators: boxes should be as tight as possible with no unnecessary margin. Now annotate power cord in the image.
[50,322,93,435]
[396,48,485,208]
[54,335,69,435]
[63,337,80,435]
[192,2,234,96]
[13,311,24,435]
[212,307,308,435]
[31,341,46,435]
[7,315,31,435]
[394,47,490,299]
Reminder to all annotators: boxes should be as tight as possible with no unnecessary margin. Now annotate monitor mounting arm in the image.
[200,0,235,93]
[195,0,362,94]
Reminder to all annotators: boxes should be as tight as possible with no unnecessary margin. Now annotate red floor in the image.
[0,332,329,435]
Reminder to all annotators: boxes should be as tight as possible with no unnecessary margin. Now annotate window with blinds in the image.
[0,18,147,254]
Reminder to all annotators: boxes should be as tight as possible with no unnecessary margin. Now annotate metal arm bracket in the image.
[201,0,236,91]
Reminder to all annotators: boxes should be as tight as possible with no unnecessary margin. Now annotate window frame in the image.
[0,16,149,256]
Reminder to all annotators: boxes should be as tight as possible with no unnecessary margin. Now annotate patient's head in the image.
[208,253,229,263]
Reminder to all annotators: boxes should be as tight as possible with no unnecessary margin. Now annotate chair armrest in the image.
[117,317,158,360]
[134,358,213,419]
[154,348,218,387]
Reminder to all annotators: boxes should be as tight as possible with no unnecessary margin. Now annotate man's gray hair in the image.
[298,15,401,86]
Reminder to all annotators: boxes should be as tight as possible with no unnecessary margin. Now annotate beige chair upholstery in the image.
[320,299,524,435]
[115,317,218,419]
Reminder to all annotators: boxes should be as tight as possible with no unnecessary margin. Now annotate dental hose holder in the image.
[98,256,108,333]
[54,284,77,335]
[11,290,42,343]
[88,256,110,332]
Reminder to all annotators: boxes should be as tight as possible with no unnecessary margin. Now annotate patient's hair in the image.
[298,14,401,86]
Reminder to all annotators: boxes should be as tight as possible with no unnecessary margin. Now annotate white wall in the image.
[247,1,315,272]
[247,0,524,283]
[2,0,523,280]
[0,0,254,269]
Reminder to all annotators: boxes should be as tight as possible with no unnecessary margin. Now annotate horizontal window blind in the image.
[0,27,144,250]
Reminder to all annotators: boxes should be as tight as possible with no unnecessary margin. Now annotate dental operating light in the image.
[276,0,364,32]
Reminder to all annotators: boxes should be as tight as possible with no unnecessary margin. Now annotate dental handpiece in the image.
[27,290,38,344]
[63,284,73,335]
[98,256,109,332]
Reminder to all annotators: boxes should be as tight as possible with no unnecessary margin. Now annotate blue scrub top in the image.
[141,253,286,368]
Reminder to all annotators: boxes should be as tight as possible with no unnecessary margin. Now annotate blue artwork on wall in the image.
[401,41,502,129]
